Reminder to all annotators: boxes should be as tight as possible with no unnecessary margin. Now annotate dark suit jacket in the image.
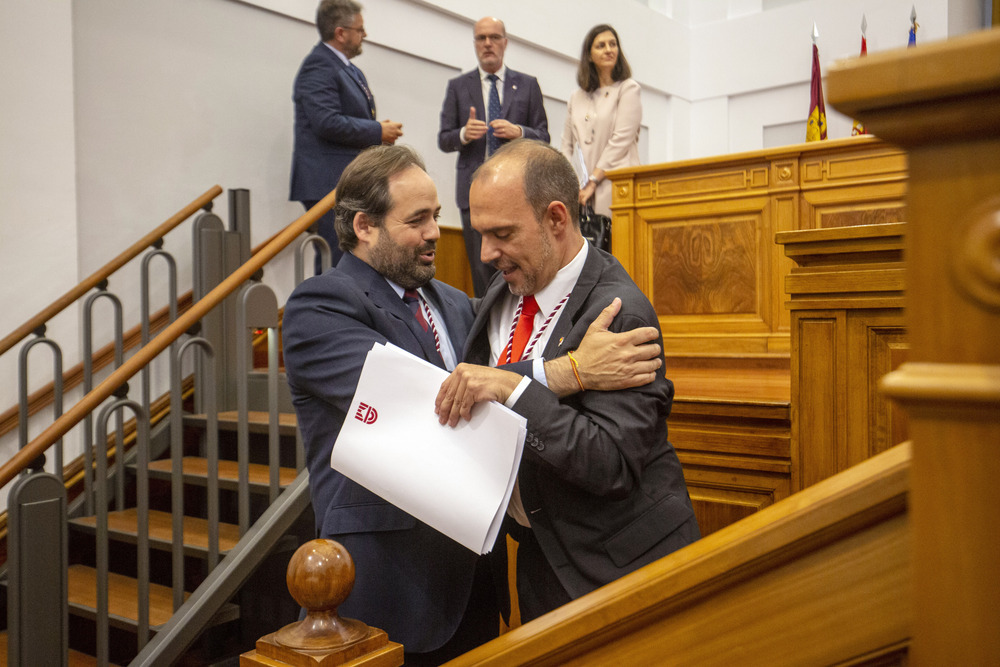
[282,252,478,652]
[290,43,382,202]
[438,68,549,210]
[465,245,700,599]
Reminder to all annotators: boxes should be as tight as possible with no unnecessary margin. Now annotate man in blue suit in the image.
[290,0,403,269]
[438,16,549,297]
[283,144,665,663]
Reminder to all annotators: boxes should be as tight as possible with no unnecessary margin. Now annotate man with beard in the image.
[290,0,404,270]
[436,139,700,625]
[282,144,664,663]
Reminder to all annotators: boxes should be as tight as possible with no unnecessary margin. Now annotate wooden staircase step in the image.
[182,410,298,437]
[69,509,240,556]
[67,564,239,631]
[145,457,298,491]
[0,631,118,666]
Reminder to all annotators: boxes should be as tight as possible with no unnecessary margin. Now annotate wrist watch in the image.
[588,175,599,185]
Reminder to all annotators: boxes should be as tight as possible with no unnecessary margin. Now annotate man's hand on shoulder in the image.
[545,297,662,397]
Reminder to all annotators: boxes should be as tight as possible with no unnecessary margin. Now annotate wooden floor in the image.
[0,631,118,666]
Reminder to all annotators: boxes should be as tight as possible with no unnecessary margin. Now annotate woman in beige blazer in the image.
[560,24,642,217]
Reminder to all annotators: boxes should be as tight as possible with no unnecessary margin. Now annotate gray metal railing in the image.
[3,187,336,665]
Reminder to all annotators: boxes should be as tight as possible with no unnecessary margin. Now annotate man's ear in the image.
[546,200,571,236]
[353,212,375,245]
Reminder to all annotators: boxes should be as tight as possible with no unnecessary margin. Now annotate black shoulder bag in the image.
[579,204,612,252]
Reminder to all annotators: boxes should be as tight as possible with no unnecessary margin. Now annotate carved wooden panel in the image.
[795,315,844,491]
[868,327,909,457]
[651,218,758,315]
[681,465,791,537]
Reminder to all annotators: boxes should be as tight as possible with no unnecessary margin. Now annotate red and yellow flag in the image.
[851,31,868,136]
[807,42,827,142]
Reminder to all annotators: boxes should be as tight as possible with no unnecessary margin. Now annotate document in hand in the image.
[331,343,527,554]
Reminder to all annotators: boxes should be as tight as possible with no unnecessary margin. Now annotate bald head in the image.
[473,16,507,73]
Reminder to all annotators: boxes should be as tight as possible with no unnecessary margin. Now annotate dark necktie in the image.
[402,289,429,332]
[487,73,501,155]
[506,295,540,363]
[349,63,375,118]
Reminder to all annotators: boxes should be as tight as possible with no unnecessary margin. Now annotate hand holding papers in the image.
[331,343,526,554]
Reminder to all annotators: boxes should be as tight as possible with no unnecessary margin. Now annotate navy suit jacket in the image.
[282,252,478,652]
[290,43,382,202]
[438,68,549,210]
[465,245,700,599]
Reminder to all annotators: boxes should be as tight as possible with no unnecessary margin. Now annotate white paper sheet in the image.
[331,342,526,554]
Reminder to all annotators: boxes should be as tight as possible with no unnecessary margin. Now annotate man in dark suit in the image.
[290,0,403,270]
[282,144,664,663]
[438,16,549,297]
[436,139,701,624]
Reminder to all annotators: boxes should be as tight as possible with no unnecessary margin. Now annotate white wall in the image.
[0,0,989,496]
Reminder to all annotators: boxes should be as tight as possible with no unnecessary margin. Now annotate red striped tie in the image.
[507,296,539,363]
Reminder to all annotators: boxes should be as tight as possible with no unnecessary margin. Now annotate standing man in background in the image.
[438,16,549,297]
[290,0,403,270]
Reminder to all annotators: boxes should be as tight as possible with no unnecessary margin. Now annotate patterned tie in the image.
[487,73,502,155]
[349,63,375,118]
[402,289,429,332]
[507,295,540,363]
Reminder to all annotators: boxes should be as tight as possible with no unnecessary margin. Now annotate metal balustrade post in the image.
[140,242,179,423]
[192,191,253,414]
[176,338,220,571]
[294,233,332,285]
[18,330,64,473]
[7,469,68,667]
[94,392,150,661]
[82,286,125,514]
[236,281,279,534]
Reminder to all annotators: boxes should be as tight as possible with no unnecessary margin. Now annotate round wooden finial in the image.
[273,539,370,650]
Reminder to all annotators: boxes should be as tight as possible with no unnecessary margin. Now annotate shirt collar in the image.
[323,41,351,67]
[479,64,508,83]
[528,240,588,316]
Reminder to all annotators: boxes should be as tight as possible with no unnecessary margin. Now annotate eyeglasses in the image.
[340,25,366,36]
[474,33,505,43]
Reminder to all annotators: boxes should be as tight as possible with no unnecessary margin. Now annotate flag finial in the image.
[911,6,917,25]
[861,14,868,35]
[812,22,819,43]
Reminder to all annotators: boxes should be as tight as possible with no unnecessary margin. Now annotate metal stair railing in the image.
[3,188,336,665]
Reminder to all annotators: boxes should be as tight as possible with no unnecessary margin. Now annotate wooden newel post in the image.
[241,539,404,666]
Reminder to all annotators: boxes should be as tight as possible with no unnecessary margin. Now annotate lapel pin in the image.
[558,336,564,346]
[512,84,518,91]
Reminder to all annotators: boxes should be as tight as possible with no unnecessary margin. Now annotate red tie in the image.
[507,296,540,363]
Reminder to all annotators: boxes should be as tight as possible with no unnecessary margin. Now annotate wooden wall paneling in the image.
[800,182,908,231]
[792,312,847,492]
[637,197,777,355]
[770,192,799,344]
[848,312,909,466]
[434,226,474,297]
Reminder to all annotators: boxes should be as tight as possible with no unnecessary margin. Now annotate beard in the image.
[494,229,554,297]
[368,229,436,290]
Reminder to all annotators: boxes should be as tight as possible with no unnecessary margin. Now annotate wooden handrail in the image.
[0,185,223,358]
[0,189,337,490]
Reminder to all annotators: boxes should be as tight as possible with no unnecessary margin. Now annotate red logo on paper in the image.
[354,402,378,425]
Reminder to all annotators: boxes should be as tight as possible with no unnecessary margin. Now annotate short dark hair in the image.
[333,145,427,251]
[577,24,632,92]
[316,0,362,42]
[476,139,580,228]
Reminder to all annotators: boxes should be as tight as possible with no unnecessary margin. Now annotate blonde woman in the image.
[560,24,641,217]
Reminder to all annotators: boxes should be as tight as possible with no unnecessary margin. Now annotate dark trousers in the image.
[301,200,344,275]
[460,208,497,298]
[403,554,499,666]
[496,516,572,626]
